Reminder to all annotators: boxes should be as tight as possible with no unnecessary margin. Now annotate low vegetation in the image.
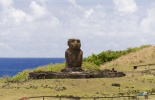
[84,45,151,66]
[10,62,99,82]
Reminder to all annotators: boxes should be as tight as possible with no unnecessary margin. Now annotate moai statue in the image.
[61,39,83,72]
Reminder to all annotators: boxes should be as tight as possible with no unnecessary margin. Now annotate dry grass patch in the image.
[0,72,155,100]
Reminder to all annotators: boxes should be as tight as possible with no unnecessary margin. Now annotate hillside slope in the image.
[101,45,155,71]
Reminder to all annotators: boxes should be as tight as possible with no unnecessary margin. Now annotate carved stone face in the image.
[68,39,81,50]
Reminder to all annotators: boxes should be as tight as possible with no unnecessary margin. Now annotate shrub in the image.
[3,75,12,83]
[11,69,30,82]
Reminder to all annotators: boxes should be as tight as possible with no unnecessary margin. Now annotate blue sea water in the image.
[0,58,65,77]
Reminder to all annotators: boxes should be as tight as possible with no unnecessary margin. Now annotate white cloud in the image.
[37,0,47,5]
[0,0,12,8]
[68,0,76,6]
[9,8,29,24]
[0,43,13,50]
[85,9,94,18]
[140,7,155,33]
[113,0,138,13]
[0,0,155,57]
[68,0,82,10]
[0,0,31,25]
[94,32,105,36]
[140,38,148,44]
[29,1,47,17]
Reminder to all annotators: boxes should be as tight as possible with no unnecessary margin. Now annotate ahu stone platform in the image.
[29,69,125,79]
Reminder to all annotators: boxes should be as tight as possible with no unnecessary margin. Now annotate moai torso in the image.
[65,39,83,68]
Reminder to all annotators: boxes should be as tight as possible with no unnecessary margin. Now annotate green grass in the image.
[0,45,155,99]
[0,73,155,100]
[10,62,99,82]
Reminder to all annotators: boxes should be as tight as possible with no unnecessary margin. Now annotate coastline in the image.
[0,58,65,77]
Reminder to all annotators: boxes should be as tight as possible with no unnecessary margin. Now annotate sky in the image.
[0,0,155,58]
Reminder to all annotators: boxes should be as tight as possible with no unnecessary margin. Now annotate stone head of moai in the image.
[68,39,81,50]
[65,39,83,68]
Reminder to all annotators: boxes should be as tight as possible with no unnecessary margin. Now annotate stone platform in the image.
[29,69,125,79]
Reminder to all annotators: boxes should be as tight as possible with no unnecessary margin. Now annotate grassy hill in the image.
[84,45,151,66]
[0,45,155,100]
[101,45,155,71]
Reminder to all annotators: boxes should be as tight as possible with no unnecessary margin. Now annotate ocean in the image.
[0,58,65,77]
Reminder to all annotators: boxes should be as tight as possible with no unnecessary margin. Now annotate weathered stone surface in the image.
[61,67,83,72]
[29,71,54,79]
[29,69,125,79]
[62,39,83,72]
[111,83,121,87]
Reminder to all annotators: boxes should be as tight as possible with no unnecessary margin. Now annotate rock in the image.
[111,83,121,87]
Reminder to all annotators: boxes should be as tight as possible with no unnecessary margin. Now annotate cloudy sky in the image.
[0,0,155,58]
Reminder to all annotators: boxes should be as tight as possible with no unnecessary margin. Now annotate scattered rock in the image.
[111,83,120,87]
